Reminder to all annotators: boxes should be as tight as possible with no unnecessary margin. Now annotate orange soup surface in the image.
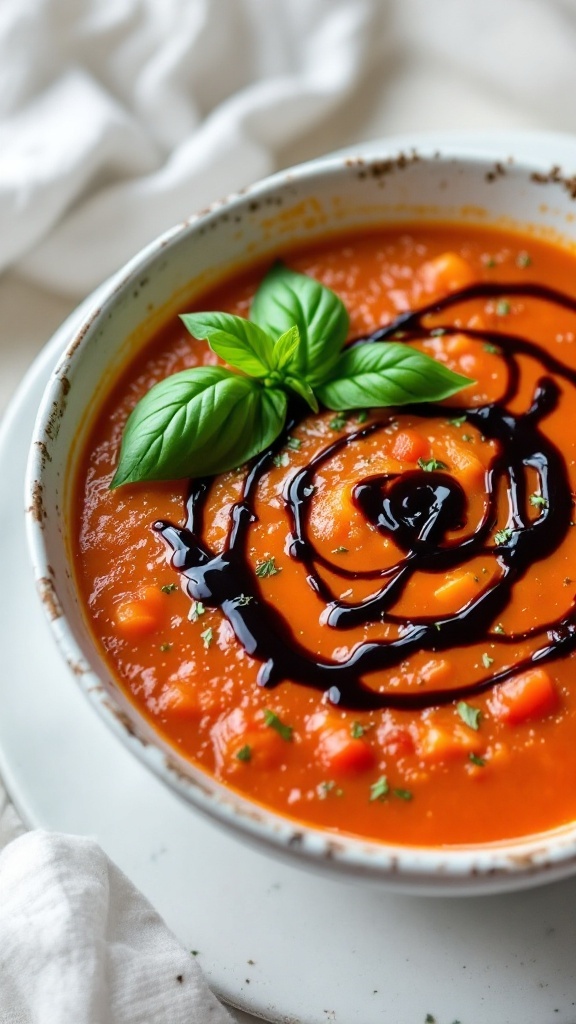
[75,226,576,846]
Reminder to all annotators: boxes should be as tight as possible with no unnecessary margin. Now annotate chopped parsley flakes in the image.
[369,776,389,802]
[255,557,282,578]
[418,458,448,472]
[263,709,293,741]
[188,600,206,622]
[457,701,481,731]
[330,413,348,431]
[200,627,213,650]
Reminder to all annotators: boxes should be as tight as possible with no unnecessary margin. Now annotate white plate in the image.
[5,134,576,1023]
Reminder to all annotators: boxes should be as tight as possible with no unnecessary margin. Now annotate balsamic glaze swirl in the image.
[154,282,576,710]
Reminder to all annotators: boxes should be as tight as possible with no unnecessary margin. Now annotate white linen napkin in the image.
[0,831,233,1024]
[0,0,388,296]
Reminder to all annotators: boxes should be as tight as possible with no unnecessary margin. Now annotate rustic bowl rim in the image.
[25,133,576,895]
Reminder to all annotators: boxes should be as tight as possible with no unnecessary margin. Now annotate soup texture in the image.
[75,226,576,846]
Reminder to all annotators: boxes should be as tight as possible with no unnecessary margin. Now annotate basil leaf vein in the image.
[180,312,275,379]
[317,343,472,410]
[111,367,287,485]
[251,261,349,387]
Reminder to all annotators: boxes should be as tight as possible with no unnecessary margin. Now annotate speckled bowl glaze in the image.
[25,135,576,895]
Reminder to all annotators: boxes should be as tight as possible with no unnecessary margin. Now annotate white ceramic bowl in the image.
[25,136,576,895]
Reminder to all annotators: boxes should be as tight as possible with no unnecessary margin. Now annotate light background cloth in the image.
[2,0,576,1020]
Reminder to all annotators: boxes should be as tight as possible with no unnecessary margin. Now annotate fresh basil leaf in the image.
[270,326,300,372]
[251,262,349,387]
[284,375,319,413]
[317,343,472,410]
[180,312,275,378]
[111,367,287,485]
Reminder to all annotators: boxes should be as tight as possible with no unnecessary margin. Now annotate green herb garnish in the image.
[159,642,173,652]
[457,701,481,731]
[200,627,213,649]
[447,415,467,427]
[330,412,349,430]
[273,452,289,468]
[418,458,448,472]
[529,493,547,508]
[369,776,389,802]
[481,652,494,669]
[319,780,344,798]
[495,299,511,316]
[469,753,486,767]
[263,709,293,741]
[355,409,369,424]
[111,263,472,486]
[255,557,281,578]
[392,788,413,801]
[332,546,349,555]
[188,600,206,621]
[494,527,513,545]
[517,251,532,268]
[483,343,500,354]
[351,721,365,738]
[160,583,178,593]
[236,745,252,762]
[494,622,505,634]
[286,436,301,450]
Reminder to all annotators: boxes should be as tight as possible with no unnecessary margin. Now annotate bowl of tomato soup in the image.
[26,139,576,893]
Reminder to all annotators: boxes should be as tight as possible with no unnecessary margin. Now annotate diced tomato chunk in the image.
[419,252,477,298]
[434,572,479,610]
[162,683,201,720]
[114,586,167,638]
[392,429,430,464]
[316,728,375,775]
[489,668,559,725]
[418,721,482,763]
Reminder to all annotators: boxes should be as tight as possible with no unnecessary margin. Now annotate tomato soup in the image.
[74,225,576,847]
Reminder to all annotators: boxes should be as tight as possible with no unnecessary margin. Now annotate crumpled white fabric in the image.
[0,830,233,1024]
[3,0,576,297]
[0,0,389,295]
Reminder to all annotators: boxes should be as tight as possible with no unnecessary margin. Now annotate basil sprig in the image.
[111,262,471,487]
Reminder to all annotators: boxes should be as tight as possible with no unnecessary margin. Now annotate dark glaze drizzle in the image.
[154,281,576,710]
